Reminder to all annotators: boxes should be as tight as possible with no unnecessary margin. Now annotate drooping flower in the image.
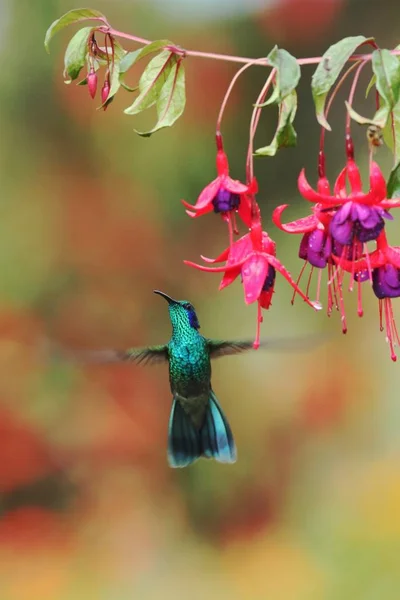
[272,202,350,329]
[184,221,321,347]
[298,158,394,246]
[333,232,400,361]
[182,149,252,227]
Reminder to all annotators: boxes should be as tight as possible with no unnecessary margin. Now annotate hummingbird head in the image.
[154,290,200,331]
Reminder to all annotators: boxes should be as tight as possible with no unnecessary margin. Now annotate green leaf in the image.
[254,90,297,156]
[365,74,376,97]
[311,36,372,130]
[265,46,301,103]
[99,62,121,109]
[124,50,177,115]
[135,60,186,137]
[387,162,400,199]
[372,49,400,109]
[120,80,138,92]
[45,8,106,53]
[63,26,92,82]
[383,100,400,158]
[119,40,172,74]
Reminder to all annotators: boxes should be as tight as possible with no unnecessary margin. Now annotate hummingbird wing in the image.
[122,345,169,365]
[207,340,255,358]
[41,339,169,366]
[208,333,328,358]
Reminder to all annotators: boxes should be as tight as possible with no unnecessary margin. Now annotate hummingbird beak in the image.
[153,290,177,304]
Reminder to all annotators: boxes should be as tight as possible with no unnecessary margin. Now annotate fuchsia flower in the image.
[299,158,394,246]
[184,221,321,347]
[273,147,400,334]
[182,149,252,227]
[333,233,400,361]
[273,196,352,330]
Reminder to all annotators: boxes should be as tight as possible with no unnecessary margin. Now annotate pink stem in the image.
[100,25,400,67]
[216,58,273,136]
[254,302,262,349]
[320,60,362,154]
[346,60,369,134]
[246,68,276,182]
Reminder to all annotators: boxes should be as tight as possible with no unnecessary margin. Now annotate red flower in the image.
[299,158,394,245]
[333,232,400,361]
[272,202,353,331]
[184,221,321,347]
[182,149,252,227]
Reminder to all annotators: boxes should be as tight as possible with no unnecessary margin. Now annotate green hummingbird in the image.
[55,290,320,468]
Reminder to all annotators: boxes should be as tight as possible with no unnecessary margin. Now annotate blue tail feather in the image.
[200,391,236,463]
[167,392,236,468]
[168,399,200,468]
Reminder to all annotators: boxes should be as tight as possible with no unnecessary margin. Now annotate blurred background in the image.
[0,0,400,598]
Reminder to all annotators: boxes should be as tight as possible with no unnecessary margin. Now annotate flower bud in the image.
[87,67,97,100]
[101,75,110,109]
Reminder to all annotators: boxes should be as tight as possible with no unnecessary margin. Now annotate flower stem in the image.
[246,68,276,182]
[345,60,369,134]
[216,58,271,138]
[99,24,400,68]
[319,60,362,154]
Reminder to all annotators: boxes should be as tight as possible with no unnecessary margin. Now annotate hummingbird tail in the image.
[200,391,237,464]
[167,392,236,468]
[168,398,201,468]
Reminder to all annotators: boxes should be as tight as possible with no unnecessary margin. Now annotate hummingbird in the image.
[52,290,321,468]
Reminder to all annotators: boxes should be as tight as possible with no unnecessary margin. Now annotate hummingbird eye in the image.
[183,302,192,310]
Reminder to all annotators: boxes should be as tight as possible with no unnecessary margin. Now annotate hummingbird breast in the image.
[168,336,211,399]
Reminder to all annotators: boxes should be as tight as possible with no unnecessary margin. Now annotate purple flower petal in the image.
[372,264,400,298]
[299,233,310,260]
[307,249,328,268]
[330,213,353,245]
[261,264,276,292]
[212,189,240,213]
[309,229,325,253]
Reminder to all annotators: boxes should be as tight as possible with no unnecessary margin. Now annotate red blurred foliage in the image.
[0,507,72,551]
[0,408,58,493]
[0,308,42,347]
[218,430,298,546]
[65,367,169,470]
[61,175,165,277]
[258,0,344,44]
[300,373,349,430]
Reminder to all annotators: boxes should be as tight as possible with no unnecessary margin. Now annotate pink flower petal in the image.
[228,234,253,264]
[298,169,345,207]
[333,167,347,197]
[386,246,400,269]
[193,177,221,210]
[238,194,252,228]
[380,199,400,209]
[267,254,322,310]
[317,176,331,195]
[182,199,213,218]
[369,161,387,201]
[200,247,230,264]
[224,176,249,194]
[219,267,241,290]
[346,160,362,193]
[183,259,245,273]
[272,205,318,233]
[241,255,269,305]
